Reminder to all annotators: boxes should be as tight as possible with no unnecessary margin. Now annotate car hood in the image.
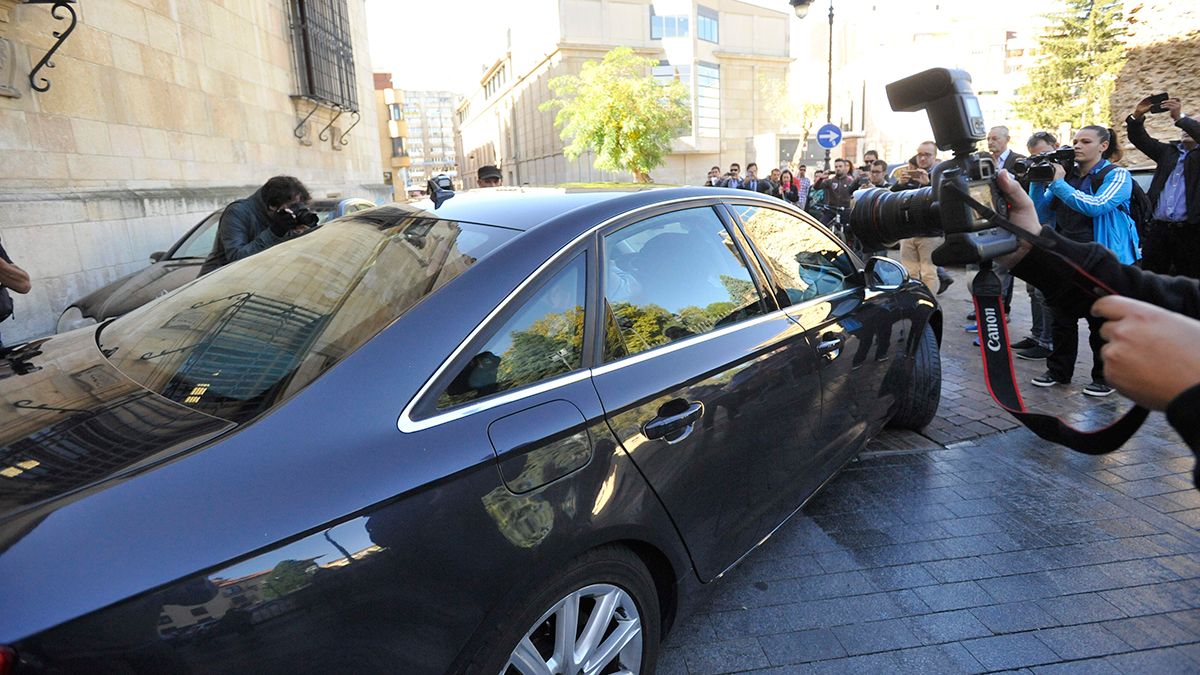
[76,259,204,321]
[0,330,233,527]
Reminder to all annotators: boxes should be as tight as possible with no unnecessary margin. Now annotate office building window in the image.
[391,137,406,157]
[697,62,719,138]
[698,6,718,43]
[652,61,691,87]
[287,0,358,110]
[484,64,508,99]
[650,9,689,39]
[388,103,403,121]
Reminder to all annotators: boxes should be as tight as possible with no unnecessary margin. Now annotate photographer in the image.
[200,176,314,275]
[994,169,1200,462]
[891,142,944,292]
[0,235,32,348]
[1011,131,1061,361]
[1028,126,1139,397]
[1125,96,1200,277]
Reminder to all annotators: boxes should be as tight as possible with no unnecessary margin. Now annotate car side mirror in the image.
[149,251,166,263]
[863,256,908,290]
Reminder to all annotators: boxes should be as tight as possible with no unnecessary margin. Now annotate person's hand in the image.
[1133,95,1155,119]
[289,225,313,237]
[1092,296,1200,410]
[1164,98,1183,120]
[911,168,930,186]
[992,170,1041,269]
[1051,163,1067,182]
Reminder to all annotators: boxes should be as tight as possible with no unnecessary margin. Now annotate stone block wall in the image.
[1111,2,1200,165]
[0,0,390,343]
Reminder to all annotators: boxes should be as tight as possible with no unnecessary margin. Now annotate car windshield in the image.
[98,207,517,423]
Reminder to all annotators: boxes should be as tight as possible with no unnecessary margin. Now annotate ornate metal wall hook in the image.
[318,106,344,142]
[293,98,319,142]
[338,110,361,146]
[27,0,79,93]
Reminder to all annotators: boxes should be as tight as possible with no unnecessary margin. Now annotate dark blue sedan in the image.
[0,186,941,674]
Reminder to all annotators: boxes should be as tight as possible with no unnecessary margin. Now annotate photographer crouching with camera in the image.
[850,68,1200,487]
[200,176,318,275]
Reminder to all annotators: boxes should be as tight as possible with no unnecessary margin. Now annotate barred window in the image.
[289,0,359,111]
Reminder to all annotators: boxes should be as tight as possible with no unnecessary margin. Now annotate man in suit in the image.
[739,163,773,194]
[987,126,1025,172]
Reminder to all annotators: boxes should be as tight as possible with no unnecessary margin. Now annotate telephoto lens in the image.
[848,186,943,251]
[292,206,320,227]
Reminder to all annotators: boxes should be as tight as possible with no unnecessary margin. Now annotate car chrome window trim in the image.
[397,195,732,434]
[397,285,859,433]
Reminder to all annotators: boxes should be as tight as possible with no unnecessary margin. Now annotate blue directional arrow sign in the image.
[816,123,843,149]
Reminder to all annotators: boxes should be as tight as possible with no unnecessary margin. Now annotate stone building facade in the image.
[454,0,790,189]
[0,0,389,342]
[1111,2,1200,166]
[402,90,458,189]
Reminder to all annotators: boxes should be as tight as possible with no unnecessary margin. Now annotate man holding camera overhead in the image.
[1126,96,1200,277]
[200,176,315,275]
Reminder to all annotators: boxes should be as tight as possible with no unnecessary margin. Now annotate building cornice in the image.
[711,50,792,64]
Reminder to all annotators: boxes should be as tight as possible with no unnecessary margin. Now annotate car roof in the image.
[405,185,760,231]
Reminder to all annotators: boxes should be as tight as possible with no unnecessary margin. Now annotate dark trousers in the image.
[1026,282,1054,348]
[1141,221,1200,277]
[1047,312,1105,383]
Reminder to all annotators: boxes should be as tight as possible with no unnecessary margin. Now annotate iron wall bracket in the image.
[26,0,78,94]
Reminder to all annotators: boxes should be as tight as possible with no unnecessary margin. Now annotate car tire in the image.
[890,322,941,430]
[463,545,661,675]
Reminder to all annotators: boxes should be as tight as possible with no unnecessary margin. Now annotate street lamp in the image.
[789,0,834,171]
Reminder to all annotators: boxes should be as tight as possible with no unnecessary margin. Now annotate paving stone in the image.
[969,600,1060,633]
[1101,581,1200,616]
[889,643,984,674]
[1103,646,1199,673]
[863,564,938,592]
[1031,659,1122,675]
[906,610,992,644]
[1102,614,1200,649]
[1035,624,1132,660]
[655,647,689,675]
[801,652,898,674]
[922,556,1000,583]
[1036,593,1128,625]
[757,628,846,666]
[913,581,995,611]
[683,637,771,675]
[832,618,923,656]
[710,604,799,638]
[961,633,1061,670]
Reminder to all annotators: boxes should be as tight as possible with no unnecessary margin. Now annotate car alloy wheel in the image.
[503,583,644,675]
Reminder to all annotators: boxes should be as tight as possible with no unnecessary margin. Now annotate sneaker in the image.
[937,276,954,295]
[1016,345,1052,360]
[1083,381,1116,397]
[972,337,980,347]
[966,311,976,321]
[965,323,978,333]
[1032,371,1067,387]
[1011,337,1038,350]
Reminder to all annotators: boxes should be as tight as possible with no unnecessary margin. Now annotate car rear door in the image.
[588,202,825,581]
[728,203,913,471]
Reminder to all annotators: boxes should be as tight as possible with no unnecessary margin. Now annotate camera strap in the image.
[953,185,1150,455]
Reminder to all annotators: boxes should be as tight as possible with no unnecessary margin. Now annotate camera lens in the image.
[294,207,319,227]
[849,186,942,251]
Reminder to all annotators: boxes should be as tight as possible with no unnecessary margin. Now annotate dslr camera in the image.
[289,205,319,227]
[1012,147,1075,184]
[849,68,1017,265]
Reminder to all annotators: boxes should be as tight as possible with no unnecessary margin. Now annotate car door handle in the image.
[643,400,704,443]
[816,334,844,361]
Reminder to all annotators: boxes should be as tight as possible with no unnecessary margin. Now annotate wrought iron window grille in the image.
[288,0,358,112]
[25,0,78,94]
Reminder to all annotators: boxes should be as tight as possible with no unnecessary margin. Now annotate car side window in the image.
[731,204,857,305]
[602,207,767,360]
[437,255,586,409]
[174,212,222,259]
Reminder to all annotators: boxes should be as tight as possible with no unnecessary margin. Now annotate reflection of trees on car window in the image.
[734,205,854,303]
[439,257,586,409]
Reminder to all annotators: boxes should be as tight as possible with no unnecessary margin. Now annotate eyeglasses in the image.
[916,152,935,158]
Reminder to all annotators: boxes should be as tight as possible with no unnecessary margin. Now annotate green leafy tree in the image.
[1013,0,1127,129]
[262,560,313,599]
[541,47,691,183]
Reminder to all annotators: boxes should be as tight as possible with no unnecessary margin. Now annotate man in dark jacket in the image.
[0,236,32,348]
[739,163,773,194]
[987,126,1026,173]
[200,176,312,275]
[1126,97,1200,277]
[993,169,1200,483]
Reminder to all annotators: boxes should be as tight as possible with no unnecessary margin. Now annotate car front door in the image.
[729,203,913,472]
[588,204,825,581]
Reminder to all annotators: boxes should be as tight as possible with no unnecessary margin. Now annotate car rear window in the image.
[98,209,517,423]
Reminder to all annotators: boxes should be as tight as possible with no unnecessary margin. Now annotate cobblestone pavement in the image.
[660,267,1200,673]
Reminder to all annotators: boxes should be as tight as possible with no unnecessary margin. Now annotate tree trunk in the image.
[634,170,651,183]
